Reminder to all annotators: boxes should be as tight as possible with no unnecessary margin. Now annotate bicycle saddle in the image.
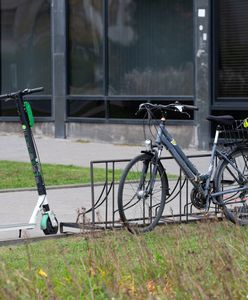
[206,115,235,126]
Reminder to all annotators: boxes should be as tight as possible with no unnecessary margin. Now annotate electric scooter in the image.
[0,87,58,237]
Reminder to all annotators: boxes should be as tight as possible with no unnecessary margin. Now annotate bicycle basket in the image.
[220,119,248,146]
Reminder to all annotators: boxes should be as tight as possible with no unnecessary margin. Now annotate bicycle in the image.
[117,102,248,233]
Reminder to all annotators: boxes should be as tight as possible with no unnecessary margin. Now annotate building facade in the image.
[0,0,247,149]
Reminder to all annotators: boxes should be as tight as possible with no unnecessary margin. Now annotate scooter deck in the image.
[0,223,36,232]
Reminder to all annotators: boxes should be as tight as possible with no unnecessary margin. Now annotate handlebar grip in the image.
[30,87,44,93]
[0,93,10,100]
[23,87,44,95]
[183,105,199,111]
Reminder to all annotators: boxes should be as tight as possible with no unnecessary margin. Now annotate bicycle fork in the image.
[137,149,162,198]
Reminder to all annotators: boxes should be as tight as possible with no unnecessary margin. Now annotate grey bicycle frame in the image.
[155,119,248,202]
[155,120,200,182]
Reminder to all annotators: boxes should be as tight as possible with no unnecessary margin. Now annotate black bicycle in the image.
[118,102,248,233]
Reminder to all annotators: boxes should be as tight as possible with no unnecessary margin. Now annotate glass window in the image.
[0,101,16,116]
[27,100,51,117]
[108,0,193,96]
[108,100,194,119]
[0,0,51,94]
[68,0,103,95]
[67,100,105,118]
[0,99,51,117]
[216,0,248,98]
[109,100,144,119]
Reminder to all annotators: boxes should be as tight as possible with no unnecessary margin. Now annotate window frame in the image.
[66,0,195,124]
[212,0,248,111]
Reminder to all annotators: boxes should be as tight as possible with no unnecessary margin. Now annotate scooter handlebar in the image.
[0,87,44,100]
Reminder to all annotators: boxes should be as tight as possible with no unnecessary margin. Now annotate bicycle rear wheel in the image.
[118,153,168,233]
[215,147,248,225]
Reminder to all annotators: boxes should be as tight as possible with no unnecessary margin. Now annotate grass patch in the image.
[0,221,247,299]
[0,160,122,190]
[0,160,177,190]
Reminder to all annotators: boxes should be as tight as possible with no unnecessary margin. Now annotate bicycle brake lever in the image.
[175,105,183,112]
[136,103,147,115]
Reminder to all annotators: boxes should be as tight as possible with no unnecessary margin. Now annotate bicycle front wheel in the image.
[215,147,248,225]
[118,153,168,233]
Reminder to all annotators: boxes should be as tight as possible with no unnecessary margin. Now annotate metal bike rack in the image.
[60,154,222,233]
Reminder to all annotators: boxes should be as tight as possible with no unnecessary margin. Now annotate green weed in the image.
[0,221,247,299]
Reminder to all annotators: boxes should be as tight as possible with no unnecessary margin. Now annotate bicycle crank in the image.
[190,187,207,209]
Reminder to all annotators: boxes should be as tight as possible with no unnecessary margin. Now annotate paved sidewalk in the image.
[0,133,210,242]
[0,133,143,166]
[0,132,209,166]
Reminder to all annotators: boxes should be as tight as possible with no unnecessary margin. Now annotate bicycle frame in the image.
[154,118,248,206]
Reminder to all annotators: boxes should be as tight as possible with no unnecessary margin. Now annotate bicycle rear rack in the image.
[60,154,222,233]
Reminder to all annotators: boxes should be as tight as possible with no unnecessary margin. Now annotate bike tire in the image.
[118,153,168,233]
[215,147,248,225]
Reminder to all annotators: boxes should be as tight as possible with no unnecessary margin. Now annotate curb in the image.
[0,181,110,194]
[0,184,90,194]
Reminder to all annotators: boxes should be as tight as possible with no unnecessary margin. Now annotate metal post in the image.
[51,0,67,138]
[194,0,210,150]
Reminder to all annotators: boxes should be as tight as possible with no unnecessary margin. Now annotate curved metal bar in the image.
[88,182,113,212]
[165,178,187,204]
[65,154,222,231]
[76,182,113,223]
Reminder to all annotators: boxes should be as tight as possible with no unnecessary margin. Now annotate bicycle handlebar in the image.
[138,102,198,113]
[0,87,44,100]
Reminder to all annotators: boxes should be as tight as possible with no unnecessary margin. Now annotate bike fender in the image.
[40,213,49,230]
